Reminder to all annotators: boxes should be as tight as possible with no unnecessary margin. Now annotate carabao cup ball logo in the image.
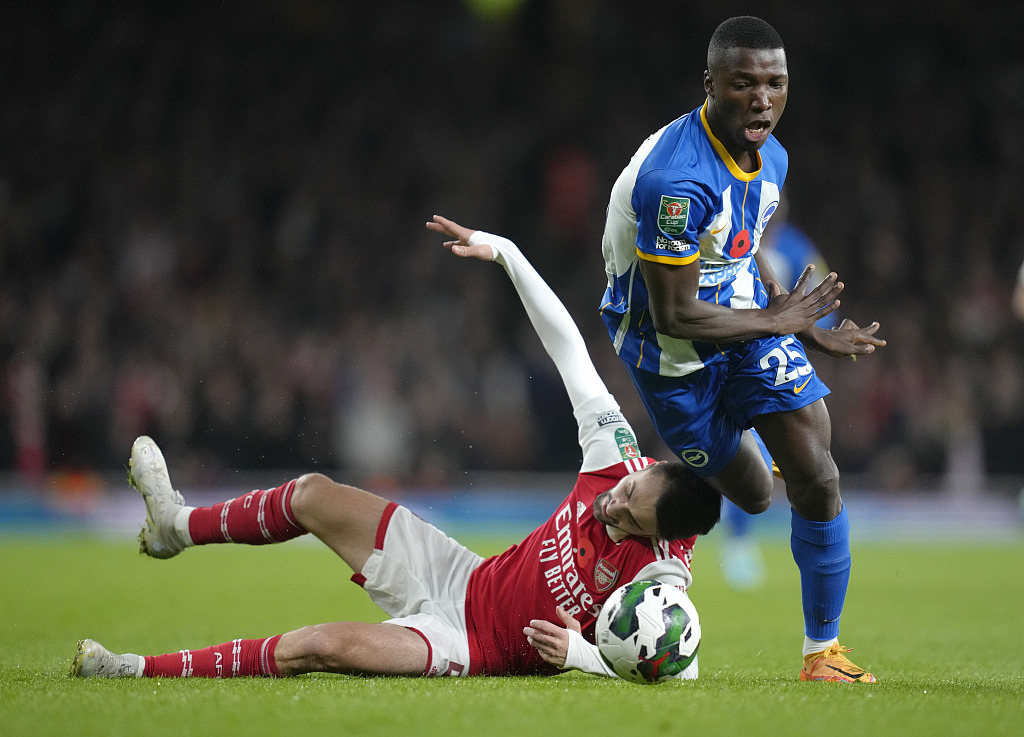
[596,580,700,683]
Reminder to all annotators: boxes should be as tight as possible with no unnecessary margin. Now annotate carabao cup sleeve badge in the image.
[615,428,640,460]
[658,195,690,236]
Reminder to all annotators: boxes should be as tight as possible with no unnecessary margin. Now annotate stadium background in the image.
[1,0,1023,538]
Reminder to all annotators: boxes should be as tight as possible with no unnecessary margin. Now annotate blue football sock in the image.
[790,505,850,641]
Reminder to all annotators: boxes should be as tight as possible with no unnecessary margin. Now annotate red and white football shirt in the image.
[464,457,695,676]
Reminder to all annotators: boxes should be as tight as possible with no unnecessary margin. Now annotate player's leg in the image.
[130,436,385,573]
[274,622,428,676]
[719,336,873,682]
[130,436,308,558]
[753,401,846,645]
[719,430,779,589]
[753,400,875,683]
[70,622,429,678]
[70,636,283,679]
[288,473,390,573]
[703,430,775,514]
[753,399,840,521]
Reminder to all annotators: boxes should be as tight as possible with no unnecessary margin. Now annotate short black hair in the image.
[652,463,722,540]
[707,16,784,72]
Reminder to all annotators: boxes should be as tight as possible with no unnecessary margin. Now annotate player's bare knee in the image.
[291,473,341,513]
[722,478,774,515]
[298,624,355,672]
[786,468,841,519]
[276,624,335,674]
[741,494,772,515]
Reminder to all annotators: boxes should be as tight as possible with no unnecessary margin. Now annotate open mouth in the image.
[744,119,771,142]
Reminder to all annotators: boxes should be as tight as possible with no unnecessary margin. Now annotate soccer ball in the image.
[595,579,700,683]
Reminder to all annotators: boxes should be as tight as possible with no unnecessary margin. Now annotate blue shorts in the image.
[624,335,830,477]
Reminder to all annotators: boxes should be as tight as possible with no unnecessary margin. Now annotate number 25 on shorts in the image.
[759,338,812,389]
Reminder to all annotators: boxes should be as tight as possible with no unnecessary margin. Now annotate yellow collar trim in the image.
[700,100,762,182]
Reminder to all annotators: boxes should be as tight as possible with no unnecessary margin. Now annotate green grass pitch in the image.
[1,533,1022,737]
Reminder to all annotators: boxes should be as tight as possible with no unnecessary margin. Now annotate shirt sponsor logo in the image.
[658,195,689,236]
[655,235,690,253]
[615,428,640,460]
[539,504,600,617]
[698,259,745,287]
[680,448,709,467]
[594,558,619,592]
[596,410,626,427]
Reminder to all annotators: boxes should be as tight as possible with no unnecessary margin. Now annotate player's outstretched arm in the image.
[427,215,609,412]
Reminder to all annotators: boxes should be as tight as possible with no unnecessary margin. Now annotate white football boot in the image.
[129,436,189,559]
[69,639,143,678]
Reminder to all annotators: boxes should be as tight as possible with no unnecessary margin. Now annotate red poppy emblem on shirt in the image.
[594,558,620,592]
[728,228,751,258]
[577,537,594,568]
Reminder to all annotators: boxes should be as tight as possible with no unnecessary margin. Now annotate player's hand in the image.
[764,264,844,335]
[801,318,887,358]
[523,606,581,668]
[426,215,496,261]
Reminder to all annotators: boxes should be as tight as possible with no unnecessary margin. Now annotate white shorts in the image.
[355,503,484,677]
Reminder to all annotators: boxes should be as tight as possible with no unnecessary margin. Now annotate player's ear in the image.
[704,70,714,97]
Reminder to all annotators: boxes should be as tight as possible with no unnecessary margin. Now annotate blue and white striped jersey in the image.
[600,101,788,377]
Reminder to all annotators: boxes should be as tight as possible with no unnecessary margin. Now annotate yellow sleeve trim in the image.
[636,248,699,266]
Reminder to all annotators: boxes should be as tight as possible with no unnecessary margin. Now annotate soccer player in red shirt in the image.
[69,217,720,681]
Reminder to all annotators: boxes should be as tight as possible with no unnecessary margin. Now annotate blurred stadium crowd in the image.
[2,0,1023,492]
